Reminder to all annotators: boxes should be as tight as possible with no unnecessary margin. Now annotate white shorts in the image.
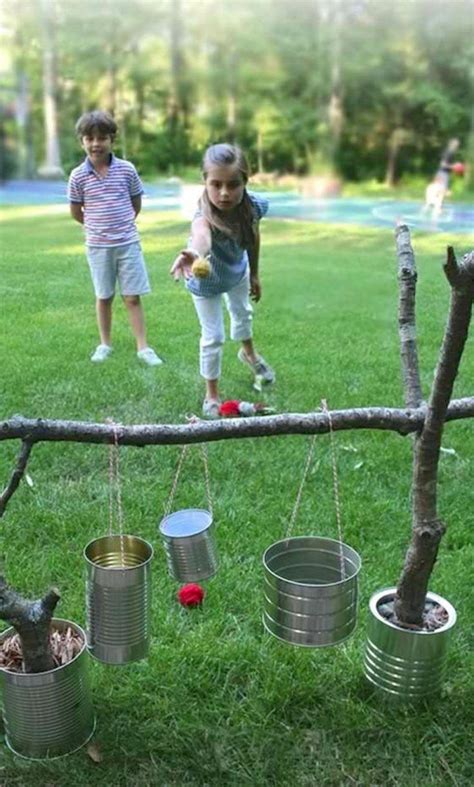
[86,242,151,299]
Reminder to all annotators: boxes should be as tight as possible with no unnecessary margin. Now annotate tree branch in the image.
[0,575,60,672]
[395,248,474,625]
[396,224,423,408]
[0,400,473,451]
[0,439,33,518]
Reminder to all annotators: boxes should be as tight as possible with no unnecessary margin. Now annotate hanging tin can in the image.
[262,536,361,647]
[159,508,218,582]
[0,619,94,759]
[84,534,153,665]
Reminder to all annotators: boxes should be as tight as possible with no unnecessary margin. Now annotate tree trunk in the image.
[104,47,118,116]
[14,44,36,179]
[324,0,344,170]
[395,249,474,625]
[226,49,238,143]
[385,132,400,187]
[257,129,264,174]
[167,0,187,169]
[0,576,60,672]
[37,0,63,178]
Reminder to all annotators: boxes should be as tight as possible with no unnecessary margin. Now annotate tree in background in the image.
[37,0,63,177]
[0,0,472,184]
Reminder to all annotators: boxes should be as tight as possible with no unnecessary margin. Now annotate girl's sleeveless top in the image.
[185,192,269,297]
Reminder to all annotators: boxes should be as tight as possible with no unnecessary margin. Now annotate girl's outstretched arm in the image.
[170,217,211,280]
[248,229,262,302]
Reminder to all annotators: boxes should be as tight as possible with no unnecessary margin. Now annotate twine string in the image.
[164,415,213,518]
[107,420,125,565]
[200,443,213,517]
[164,444,189,517]
[321,399,346,580]
[286,433,318,540]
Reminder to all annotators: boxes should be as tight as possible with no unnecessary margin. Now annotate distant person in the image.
[170,143,275,418]
[424,138,461,218]
[67,110,162,365]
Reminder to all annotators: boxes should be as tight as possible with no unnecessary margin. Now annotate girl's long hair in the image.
[199,144,256,251]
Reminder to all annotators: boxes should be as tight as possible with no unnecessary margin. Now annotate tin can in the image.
[364,588,457,699]
[0,619,94,759]
[263,536,361,647]
[84,534,153,664]
[159,509,218,582]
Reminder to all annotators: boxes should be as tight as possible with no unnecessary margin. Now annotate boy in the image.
[68,110,162,365]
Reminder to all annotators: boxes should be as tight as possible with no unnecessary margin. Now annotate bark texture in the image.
[0,576,60,673]
[1,400,473,451]
[396,225,423,408]
[395,249,474,625]
[0,440,33,517]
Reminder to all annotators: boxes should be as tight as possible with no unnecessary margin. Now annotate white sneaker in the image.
[91,344,112,363]
[202,399,221,419]
[137,347,163,367]
[237,348,275,384]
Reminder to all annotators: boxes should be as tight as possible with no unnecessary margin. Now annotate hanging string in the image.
[164,441,213,518]
[107,420,125,565]
[321,399,346,580]
[108,431,115,537]
[200,443,213,518]
[286,433,318,540]
[164,444,189,517]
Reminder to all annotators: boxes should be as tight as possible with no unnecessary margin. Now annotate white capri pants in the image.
[192,273,253,380]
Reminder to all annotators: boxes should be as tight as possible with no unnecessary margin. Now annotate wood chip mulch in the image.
[0,627,84,673]
[379,599,450,631]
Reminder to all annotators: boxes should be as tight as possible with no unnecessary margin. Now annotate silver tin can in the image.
[84,534,153,665]
[262,536,361,647]
[0,619,94,759]
[364,587,457,700]
[159,509,218,582]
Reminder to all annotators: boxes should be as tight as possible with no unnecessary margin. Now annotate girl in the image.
[170,143,275,418]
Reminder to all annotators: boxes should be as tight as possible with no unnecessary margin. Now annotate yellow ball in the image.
[192,257,211,278]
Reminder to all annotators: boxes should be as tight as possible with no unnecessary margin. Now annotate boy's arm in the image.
[131,194,142,216]
[70,203,84,224]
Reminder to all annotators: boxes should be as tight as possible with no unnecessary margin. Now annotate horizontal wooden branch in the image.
[1,399,473,448]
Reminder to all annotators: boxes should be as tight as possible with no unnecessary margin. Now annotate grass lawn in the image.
[0,206,473,786]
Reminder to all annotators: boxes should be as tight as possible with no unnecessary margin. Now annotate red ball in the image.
[177,583,205,607]
[452,162,465,175]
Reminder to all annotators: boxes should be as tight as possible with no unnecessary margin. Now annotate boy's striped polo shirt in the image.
[67,154,144,247]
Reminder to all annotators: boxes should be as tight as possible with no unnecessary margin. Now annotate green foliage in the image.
[0,207,473,783]
[0,0,473,181]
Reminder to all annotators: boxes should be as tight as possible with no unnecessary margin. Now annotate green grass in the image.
[0,207,473,786]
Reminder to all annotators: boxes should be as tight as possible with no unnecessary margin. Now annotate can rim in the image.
[369,587,457,635]
[0,618,87,677]
[83,534,154,569]
[159,508,213,538]
[262,535,361,586]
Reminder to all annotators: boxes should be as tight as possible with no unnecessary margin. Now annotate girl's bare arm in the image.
[170,217,212,280]
[248,228,262,302]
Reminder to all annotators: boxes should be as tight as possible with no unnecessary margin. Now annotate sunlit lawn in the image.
[0,206,473,786]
